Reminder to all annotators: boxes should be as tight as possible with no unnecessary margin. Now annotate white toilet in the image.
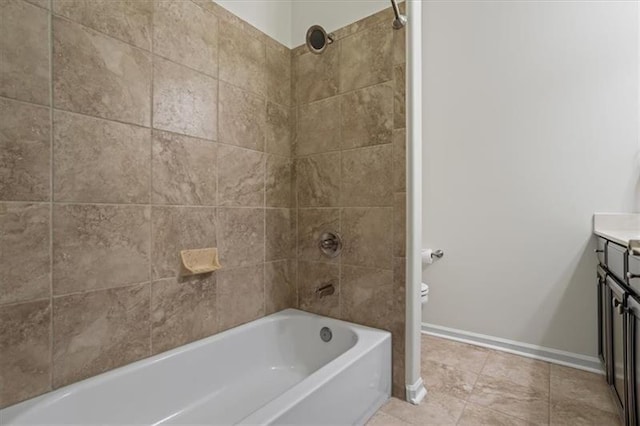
[421,282,429,305]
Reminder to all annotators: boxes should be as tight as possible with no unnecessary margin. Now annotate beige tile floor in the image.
[368,334,622,426]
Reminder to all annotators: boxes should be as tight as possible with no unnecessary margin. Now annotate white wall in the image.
[214,0,293,46]
[422,0,639,357]
[291,0,390,47]
[213,0,392,48]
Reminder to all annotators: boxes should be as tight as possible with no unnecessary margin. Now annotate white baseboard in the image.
[421,322,603,374]
[405,377,427,405]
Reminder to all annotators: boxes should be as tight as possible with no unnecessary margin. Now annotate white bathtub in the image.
[1,309,391,425]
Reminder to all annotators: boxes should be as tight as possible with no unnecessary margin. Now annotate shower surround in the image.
[0,0,407,408]
[291,7,407,397]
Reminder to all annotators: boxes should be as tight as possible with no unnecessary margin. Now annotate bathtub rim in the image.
[1,309,391,424]
[239,314,391,425]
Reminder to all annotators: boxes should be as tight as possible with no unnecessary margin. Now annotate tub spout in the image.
[316,283,335,298]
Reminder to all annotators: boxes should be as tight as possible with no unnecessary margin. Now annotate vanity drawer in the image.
[606,242,627,283]
[630,255,640,294]
[597,238,607,265]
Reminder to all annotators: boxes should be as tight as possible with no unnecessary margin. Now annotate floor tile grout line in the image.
[379,401,416,426]
[455,401,468,425]
[400,335,613,425]
[377,409,410,425]
[469,376,550,425]
[461,375,550,425]
[467,364,484,401]
[479,344,492,368]
[426,335,553,424]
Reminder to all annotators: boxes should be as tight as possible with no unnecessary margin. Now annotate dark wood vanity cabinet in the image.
[598,237,638,425]
[607,276,628,420]
[598,265,608,372]
[628,295,640,426]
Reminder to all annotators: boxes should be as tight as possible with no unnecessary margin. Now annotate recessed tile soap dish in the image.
[180,248,221,275]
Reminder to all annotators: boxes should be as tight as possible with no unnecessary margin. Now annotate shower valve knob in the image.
[319,231,342,258]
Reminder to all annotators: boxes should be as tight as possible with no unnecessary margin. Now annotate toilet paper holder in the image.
[431,249,444,259]
[421,248,444,264]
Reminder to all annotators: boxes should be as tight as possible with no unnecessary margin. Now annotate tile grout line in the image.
[14,201,285,209]
[294,99,300,309]
[1,0,403,407]
[188,0,256,42]
[50,11,151,54]
[262,33,267,313]
[215,14,221,335]
[263,97,267,315]
[337,72,344,318]
[291,10,393,56]
[0,296,53,310]
[391,52,398,271]
[456,401,469,425]
[0,93,49,109]
[297,78,395,110]
[426,337,547,425]
[52,1,286,104]
[47,0,54,391]
[296,143,394,161]
[0,96,288,158]
[456,351,491,424]
[51,5,286,108]
[0,92,291,160]
[480,346,553,424]
[375,406,414,426]
[13,0,400,404]
[148,0,155,357]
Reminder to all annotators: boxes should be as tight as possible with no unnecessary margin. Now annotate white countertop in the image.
[594,229,640,247]
[594,213,640,248]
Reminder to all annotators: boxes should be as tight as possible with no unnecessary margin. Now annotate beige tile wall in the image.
[291,7,407,398]
[0,0,407,409]
[0,0,295,408]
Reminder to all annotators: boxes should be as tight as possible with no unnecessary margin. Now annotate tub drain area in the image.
[320,327,332,342]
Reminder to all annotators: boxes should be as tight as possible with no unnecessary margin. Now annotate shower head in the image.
[305,25,334,54]
[390,0,407,30]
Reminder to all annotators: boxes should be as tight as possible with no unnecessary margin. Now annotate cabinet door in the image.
[597,267,608,377]
[630,254,640,294]
[607,243,627,283]
[607,276,627,422]
[627,296,639,426]
[596,237,607,266]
